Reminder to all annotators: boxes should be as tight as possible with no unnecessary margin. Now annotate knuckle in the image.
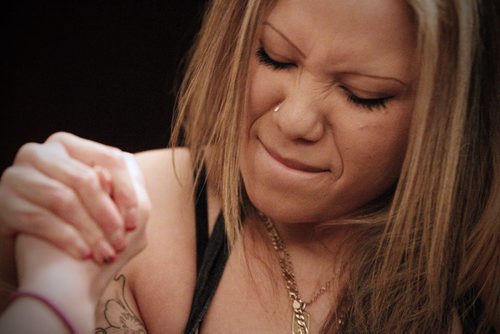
[70,169,99,191]
[14,142,41,163]
[0,165,32,185]
[0,166,17,184]
[46,131,71,143]
[105,147,126,168]
[122,151,134,160]
[114,187,138,208]
[47,187,78,215]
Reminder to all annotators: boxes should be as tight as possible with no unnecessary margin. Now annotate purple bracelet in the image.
[9,290,79,334]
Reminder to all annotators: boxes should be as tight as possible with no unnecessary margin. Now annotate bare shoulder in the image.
[134,147,195,208]
[105,148,198,333]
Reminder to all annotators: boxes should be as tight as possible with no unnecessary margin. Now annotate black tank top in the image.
[183,167,490,333]
[184,167,228,334]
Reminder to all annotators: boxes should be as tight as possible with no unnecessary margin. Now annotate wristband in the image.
[9,290,78,334]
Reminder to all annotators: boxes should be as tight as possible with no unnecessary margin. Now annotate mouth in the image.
[260,140,328,173]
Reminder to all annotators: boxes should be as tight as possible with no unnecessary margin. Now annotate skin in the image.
[205,1,418,331]
[240,0,417,230]
[0,0,467,333]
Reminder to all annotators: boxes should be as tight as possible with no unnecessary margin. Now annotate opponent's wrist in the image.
[19,269,97,333]
[8,290,81,333]
[16,283,96,333]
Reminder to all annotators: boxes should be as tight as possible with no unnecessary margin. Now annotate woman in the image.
[0,0,498,333]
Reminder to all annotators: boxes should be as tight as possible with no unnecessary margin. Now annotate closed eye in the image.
[256,46,393,111]
[342,87,393,111]
[256,47,296,70]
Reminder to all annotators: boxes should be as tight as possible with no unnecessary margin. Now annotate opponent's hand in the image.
[0,132,150,264]
[12,211,148,333]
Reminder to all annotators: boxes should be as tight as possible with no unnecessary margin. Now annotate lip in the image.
[260,141,328,173]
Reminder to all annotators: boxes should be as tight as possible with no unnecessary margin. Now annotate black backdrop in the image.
[1,0,206,172]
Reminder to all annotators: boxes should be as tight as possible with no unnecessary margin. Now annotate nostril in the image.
[275,108,325,143]
[296,137,317,145]
[297,120,325,143]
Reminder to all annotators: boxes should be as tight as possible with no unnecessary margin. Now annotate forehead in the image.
[264,0,416,79]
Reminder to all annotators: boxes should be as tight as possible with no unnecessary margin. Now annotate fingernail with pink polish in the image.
[97,240,116,264]
[103,255,117,264]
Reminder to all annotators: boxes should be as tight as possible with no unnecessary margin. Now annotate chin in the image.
[245,185,339,224]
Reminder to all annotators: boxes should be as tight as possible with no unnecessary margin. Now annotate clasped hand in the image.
[0,132,151,311]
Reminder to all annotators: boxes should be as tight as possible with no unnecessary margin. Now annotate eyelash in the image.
[344,91,392,111]
[256,47,295,70]
[255,46,393,111]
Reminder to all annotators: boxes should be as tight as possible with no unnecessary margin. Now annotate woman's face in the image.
[240,0,416,223]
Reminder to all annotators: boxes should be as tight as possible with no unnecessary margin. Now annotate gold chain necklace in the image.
[262,216,344,334]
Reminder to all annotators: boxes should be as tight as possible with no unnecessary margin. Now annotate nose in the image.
[274,84,326,143]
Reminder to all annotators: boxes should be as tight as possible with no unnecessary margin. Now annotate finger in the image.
[124,153,151,232]
[119,154,151,259]
[46,133,139,231]
[1,166,121,262]
[94,165,112,195]
[14,142,126,250]
[0,186,91,260]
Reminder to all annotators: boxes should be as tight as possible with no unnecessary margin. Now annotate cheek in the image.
[247,60,284,121]
[342,115,410,182]
[328,98,411,180]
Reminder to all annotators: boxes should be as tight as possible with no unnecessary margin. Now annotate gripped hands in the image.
[0,132,151,265]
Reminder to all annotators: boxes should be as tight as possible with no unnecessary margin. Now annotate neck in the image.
[242,211,352,323]
[246,211,355,255]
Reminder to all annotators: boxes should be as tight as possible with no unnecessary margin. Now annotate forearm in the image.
[0,235,99,333]
[0,296,91,334]
[0,279,96,334]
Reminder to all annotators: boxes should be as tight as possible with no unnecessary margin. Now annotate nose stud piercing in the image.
[274,105,281,112]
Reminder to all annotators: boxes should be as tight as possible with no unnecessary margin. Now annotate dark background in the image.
[1,0,206,172]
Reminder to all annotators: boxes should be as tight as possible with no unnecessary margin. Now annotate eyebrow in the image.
[263,22,306,58]
[263,22,409,88]
[340,71,409,87]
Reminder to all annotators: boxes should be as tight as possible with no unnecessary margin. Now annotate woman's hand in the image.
[0,132,149,264]
[0,144,150,332]
[3,208,148,333]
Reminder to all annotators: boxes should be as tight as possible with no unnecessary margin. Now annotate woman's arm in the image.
[0,132,148,310]
[94,274,147,333]
[0,203,148,334]
[0,145,150,333]
[0,235,102,333]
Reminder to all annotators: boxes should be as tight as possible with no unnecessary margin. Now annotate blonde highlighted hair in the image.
[171,0,499,332]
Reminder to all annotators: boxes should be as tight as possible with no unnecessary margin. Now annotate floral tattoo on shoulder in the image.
[95,274,147,334]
